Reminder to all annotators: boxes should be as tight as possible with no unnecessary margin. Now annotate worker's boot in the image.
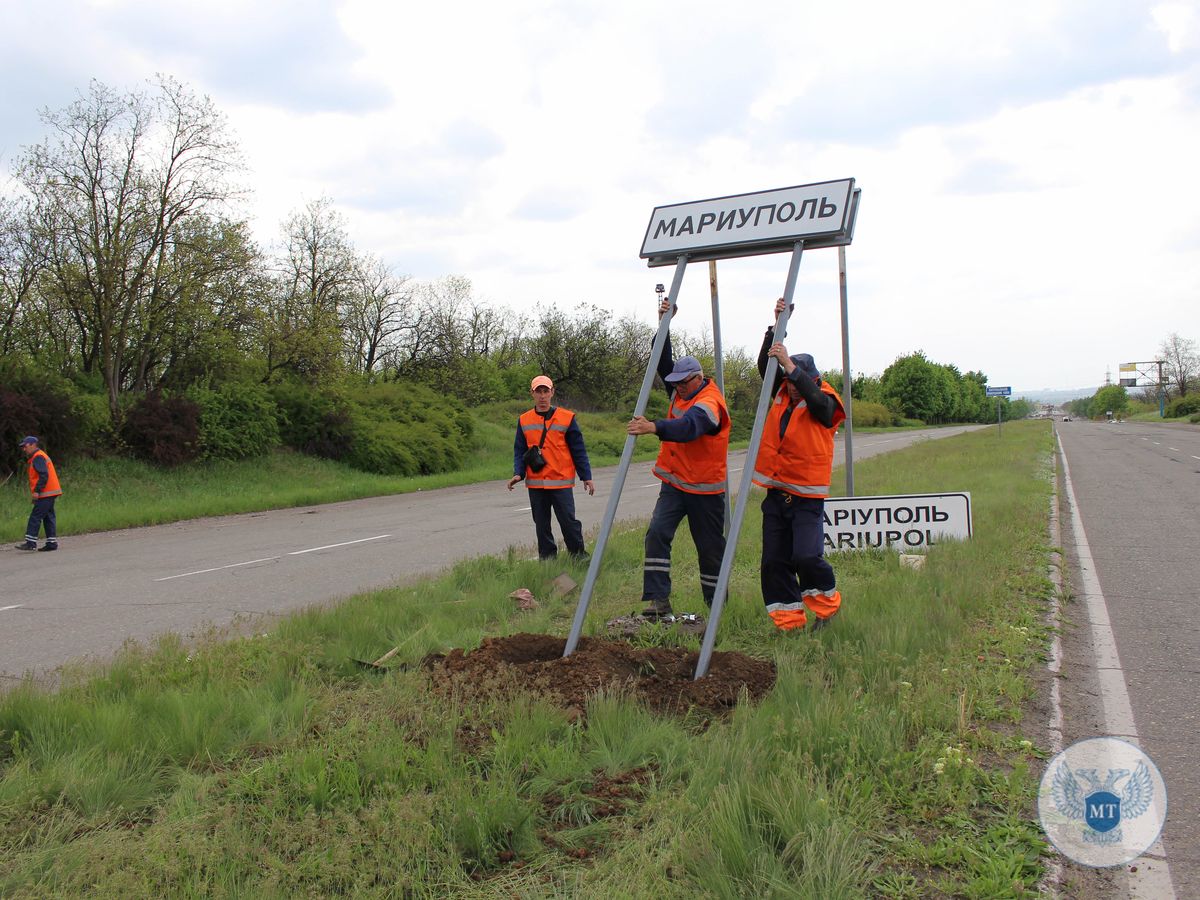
[640,599,674,622]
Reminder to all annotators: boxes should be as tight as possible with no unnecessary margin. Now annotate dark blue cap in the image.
[789,354,820,382]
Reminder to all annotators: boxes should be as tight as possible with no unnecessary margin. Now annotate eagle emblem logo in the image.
[1051,761,1154,845]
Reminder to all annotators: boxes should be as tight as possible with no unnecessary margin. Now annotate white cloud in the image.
[2,0,1198,390]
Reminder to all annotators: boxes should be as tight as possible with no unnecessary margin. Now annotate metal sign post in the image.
[563,255,689,656]
[838,245,855,496]
[986,386,1011,434]
[694,242,802,679]
[709,260,731,535]
[563,178,860,670]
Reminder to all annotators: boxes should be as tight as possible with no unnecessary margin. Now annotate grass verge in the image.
[1,421,1056,896]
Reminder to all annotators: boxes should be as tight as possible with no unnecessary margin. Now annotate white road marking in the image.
[1193,456,1200,461]
[155,557,280,582]
[0,604,23,612]
[1152,441,1161,445]
[1058,435,1176,898]
[288,534,391,555]
[1168,447,1181,452]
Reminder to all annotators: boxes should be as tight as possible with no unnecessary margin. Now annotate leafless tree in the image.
[262,197,357,381]
[340,253,416,378]
[1159,332,1198,398]
[16,76,245,417]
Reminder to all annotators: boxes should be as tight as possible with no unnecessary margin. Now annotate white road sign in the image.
[640,179,856,266]
[823,492,972,552]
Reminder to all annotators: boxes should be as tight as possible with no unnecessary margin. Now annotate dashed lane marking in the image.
[0,604,23,612]
[288,534,391,555]
[155,557,280,582]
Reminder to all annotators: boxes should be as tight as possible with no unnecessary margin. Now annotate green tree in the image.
[1088,384,1128,419]
[880,352,947,422]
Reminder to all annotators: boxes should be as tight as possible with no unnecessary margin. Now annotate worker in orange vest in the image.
[507,376,595,561]
[16,436,62,552]
[752,299,846,630]
[627,297,731,620]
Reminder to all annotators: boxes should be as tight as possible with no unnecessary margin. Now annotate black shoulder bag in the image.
[523,410,553,472]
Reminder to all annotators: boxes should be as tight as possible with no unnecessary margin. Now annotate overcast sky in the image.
[3,0,1198,394]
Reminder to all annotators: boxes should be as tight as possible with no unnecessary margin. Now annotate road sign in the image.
[985,386,1012,397]
[640,179,858,266]
[824,492,972,552]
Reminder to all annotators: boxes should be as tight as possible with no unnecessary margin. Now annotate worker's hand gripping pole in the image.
[563,254,690,656]
[694,241,805,679]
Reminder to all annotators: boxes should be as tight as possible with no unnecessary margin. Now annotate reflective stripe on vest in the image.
[652,465,727,494]
[752,473,830,496]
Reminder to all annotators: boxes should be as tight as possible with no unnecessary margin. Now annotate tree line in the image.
[1063,334,1200,421]
[2,77,1023,477]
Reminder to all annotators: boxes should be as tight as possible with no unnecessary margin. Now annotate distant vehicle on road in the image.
[1062,416,1071,422]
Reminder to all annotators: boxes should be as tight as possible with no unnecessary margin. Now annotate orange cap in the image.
[531,375,553,390]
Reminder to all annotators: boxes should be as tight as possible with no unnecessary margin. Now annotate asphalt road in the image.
[1056,418,1200,896]
[1,425,984,682]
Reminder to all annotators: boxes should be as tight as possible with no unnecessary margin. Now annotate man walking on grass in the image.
[16,436,61,553]
[507,375,595,561]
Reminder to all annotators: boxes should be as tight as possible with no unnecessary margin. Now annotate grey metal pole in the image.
[709,260,732,536]
[563,254,689,656]
[694,241,805,680]
[838,245,854,497]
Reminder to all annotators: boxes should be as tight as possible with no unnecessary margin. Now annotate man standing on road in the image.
[15,436,61,553]
[627,298,731,620]
[752,299,846,630]
[507,376,595,561]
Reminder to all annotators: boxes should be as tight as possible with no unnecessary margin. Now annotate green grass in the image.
[0,421,1058,896]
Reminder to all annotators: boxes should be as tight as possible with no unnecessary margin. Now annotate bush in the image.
[0,358,85,474]
[187,382,281,461]
[71,392,114,455]
[270,382,355,461]
[342,381,473,476]
[1165,394,1200,418]
[848,400,896,427]
[0,389,40,477]
[120,393,201,466]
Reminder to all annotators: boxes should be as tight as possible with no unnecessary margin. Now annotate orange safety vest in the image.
[519,407,578,489]
[752,381,845,499]
[653,379,731,495]
[27,449,62,500]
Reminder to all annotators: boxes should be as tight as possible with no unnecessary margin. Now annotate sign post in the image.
[986,385,1011,433]
[561,179,862,679]
[1120,360,1167,417]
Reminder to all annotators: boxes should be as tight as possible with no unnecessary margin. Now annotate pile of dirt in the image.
[423,632,776,716]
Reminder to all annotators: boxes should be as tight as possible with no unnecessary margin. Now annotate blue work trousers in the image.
[760,490,835,607]
[528,487,584,559]
[642,483,726,605]
[26,498,57,545]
